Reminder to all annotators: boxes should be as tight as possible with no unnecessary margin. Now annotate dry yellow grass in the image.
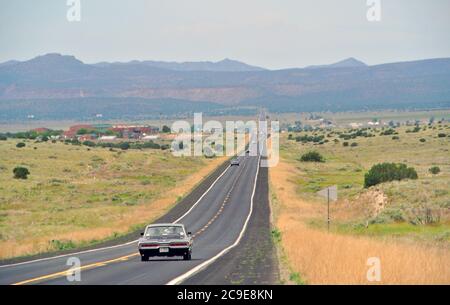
[270,160,450,284]
[0,139,225,259]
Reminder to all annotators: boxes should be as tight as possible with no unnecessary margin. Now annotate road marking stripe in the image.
[192,161,248,238]
[166,155,261,285]
[1,164,231,270]
[173,165,231,224]
[12,253,139,285]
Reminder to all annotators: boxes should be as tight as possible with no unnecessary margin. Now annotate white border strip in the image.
[173,165,230,224]
[0,164,231,269]
[166,156,260,285]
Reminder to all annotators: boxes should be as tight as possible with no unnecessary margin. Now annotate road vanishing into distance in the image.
[0,128,278,285]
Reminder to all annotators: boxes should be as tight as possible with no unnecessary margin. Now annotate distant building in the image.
[111,125,159,139]
[99,135,117,141]
[78,135,95,141]
[32,127,50,133]
[142,135,159,141]
[63,124,93,139]
[349,122,362,129]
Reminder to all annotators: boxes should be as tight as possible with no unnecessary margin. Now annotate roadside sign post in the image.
[317,185,338,232]
[327,187,330,232]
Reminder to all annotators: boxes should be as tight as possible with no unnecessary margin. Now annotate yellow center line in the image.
[12,253,139,285]
[13,158,251,285]
[192,160,248,238]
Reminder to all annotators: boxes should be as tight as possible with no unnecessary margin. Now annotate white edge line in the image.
[0,164,231,269]
[166,155,260,285]
[173,165,230,224]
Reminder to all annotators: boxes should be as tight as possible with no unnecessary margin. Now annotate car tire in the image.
[141,255,149,262]
[183,252,192,261]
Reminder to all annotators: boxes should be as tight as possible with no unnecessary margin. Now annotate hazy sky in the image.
[1,0,450,69]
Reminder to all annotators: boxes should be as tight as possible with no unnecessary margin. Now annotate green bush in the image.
[380,129,396,136]
[119,142,130,150]
[50,239,76,251]
[13,166,30,179]
[364,163,418,188]
[82,140,96,147]
[295,134,324,143]
[300,151,324,162]
[0,135,7,141]
[429,166,441,175]
[16,142,26,148]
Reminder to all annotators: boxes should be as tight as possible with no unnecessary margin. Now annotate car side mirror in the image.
[140,232,144,236]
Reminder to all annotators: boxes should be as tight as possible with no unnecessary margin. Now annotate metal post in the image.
[327,187,330,232]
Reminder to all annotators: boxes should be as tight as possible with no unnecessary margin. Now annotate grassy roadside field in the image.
[270,123,450,284]
[0,139,225,259]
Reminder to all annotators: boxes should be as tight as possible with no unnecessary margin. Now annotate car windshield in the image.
[145,226,185,239]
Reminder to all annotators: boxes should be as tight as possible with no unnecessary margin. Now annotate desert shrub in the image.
[82,140,96,147]
[419,138,426,143]
[369,208,405,224]
[364,163,418,188]
[271,229,282,243]
[438,133,447,138]
[351,142,358,147]
[0,135,7,141]
[295,134,324,143]
[16,142,26,148]
[429,166,441,175]
[339,129,373,140]
[392,136,400,140]
[300,151,324,162]
[343,142,349,147]
[119,142,130,150]
[380,129,396,136]
[50,239,76,251]
[13,166,30,179]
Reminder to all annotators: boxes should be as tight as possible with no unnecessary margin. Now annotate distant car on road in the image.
[230,158,240,166]
[138,224,192,261]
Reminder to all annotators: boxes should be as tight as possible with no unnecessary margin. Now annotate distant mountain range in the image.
[305,57,367,69]
[93,58,266,72]
[0,53,449,120]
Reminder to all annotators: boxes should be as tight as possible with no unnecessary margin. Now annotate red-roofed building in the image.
[32,127,51,133]
[63,124,93,139]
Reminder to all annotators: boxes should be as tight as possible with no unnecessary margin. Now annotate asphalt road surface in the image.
[0,150,278,285]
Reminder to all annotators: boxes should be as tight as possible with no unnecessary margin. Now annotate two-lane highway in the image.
[0,154,261,285]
